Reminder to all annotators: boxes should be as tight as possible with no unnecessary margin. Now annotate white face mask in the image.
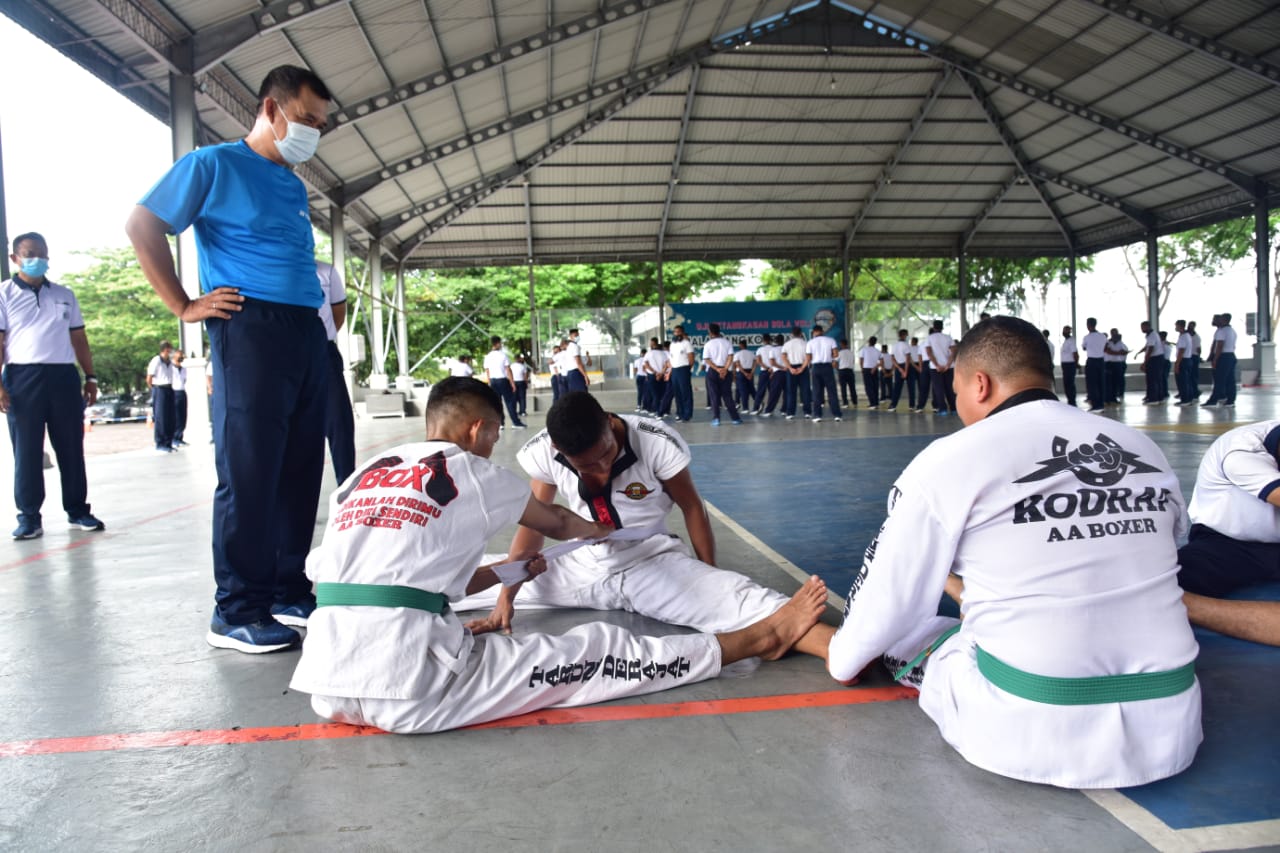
[271,107,321,164]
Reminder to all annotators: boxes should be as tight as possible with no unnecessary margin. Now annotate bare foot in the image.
[716,575,828,665]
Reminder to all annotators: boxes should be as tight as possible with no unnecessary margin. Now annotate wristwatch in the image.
[84,375,98,384]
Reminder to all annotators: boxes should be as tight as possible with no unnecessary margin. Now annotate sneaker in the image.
[834,417,843,422]
[512,423,528,430]
[68,513,105,532]
[1223,402,1235,408]
[887,407,897,412]
[785,415,794,420]
[731,419,743,426]
[207,611,300,654]
[172,439,188,447]
[759,412,771,418]
[156,446,175,453]
[711,418,721,426]
[270,601,316,627]
[12,519,42,540]
[812,416,823,422]
[1202,401,1220,408]
[937,410,949,417]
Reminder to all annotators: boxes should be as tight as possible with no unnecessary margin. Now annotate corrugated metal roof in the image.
[13,0,1277,267]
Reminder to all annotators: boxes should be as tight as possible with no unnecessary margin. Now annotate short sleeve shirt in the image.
[1215,326,1237,353]
[837,349,857,370]
[148,354,173,386]
[807,335,838,364]
[138,141,321,308]
[1082,331,1107,358]
[1188,420,1280,542]
[668,338,694,368]
[782,337,808,365]
[0,278,84,364]
[1060,337,1077,363]
[644,348,670,374]
[315,261,345,342]
[860,345,880,369]
[890,339,910,366]
[703,337,734,368]
[483,349,510,380]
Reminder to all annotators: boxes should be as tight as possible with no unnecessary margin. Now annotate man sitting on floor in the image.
[826,316,1201,788]
[290,378,827,734]
[459,391,835,661]
[1177,419,1280,646]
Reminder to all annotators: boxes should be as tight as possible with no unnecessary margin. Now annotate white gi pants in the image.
[457,534,789,633]
[311,623,720,734]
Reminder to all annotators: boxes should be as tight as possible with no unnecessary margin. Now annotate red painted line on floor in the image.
[0,687,915,758]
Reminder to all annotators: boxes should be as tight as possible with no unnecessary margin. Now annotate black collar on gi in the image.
[986,387,1059,419]
[552,414,638,529]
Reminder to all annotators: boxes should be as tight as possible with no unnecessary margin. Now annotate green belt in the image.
[893,624,961,681]
[315,582,449,614]
[976,646,1195,706]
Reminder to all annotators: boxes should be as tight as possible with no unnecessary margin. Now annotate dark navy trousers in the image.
[152,384,175,449]
[488,377,524,426]
[173,389,188,441]
[3,363,90,525]
[784,366,812,416]
[670,365,693,421]
[810,363,841,418]
[207,299,327,625]
[324,341,356,484]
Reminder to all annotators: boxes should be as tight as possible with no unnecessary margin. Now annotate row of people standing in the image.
[1059,313,1238,411]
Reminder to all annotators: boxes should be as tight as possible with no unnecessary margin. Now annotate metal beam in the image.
[960,172,1021,251]
[1079,0,1280,89]
[385,13,794,249]
[847,3,1269,196]
[959,71,1094,244]
[843,68,952,252]
[657,65,700,256]
[327,0,680,134]
[187,0,353,74]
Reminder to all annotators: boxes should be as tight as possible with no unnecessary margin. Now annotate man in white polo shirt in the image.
[562,329,589,393]
[925,320,956,416]
[1,232,105,539]
[316,260,355,483]
[1204,313,1238,408]
[1173,320,1196,407]
[757,334,788,416]
[483,336,526,429]
[666,325,695,422]
[1177,420,1280,646]
[1140,320,1166,405]
[859,336,882,409]
[888,329,912,412]
[1080,318,1107,411]
[781,326,812,420]
[1059,325,1079,407]
[702,323,741,426]
[806,324,841,422]
[837,338,859,409]
[510,354,530,418]
[642,337,670,415]
[733,338,756,414]
[147,340,177,453]
[827,316,1201,788]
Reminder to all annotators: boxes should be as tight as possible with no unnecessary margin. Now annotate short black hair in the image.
[775,334,785,345]
[813,325,824,334]
[11,232,45,253]
[159,340,173,351]
[256,65,332,113]
[954,316,1053,386]
[709,322,721,335]
[425,377,501,431]
[868,336,877,345]
[490,336,502,346]
[840,338,849,346]
[546,392,610,456]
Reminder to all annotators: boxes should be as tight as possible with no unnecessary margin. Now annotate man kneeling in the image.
[290,378,826,734]
[827,317,1201,788]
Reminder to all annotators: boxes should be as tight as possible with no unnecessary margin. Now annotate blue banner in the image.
[666,299,847,347]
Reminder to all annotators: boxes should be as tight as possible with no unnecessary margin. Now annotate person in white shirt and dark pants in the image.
[1204,313,1238,408]
[147,341,177,452]
[806,325,841,421]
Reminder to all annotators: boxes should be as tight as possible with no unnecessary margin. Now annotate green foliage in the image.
[61,246,178,394]
[1120,217,1262,314]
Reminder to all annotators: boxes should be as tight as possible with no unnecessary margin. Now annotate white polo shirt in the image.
[0,278,84,364]
[668,338,694,369]
[703,336,734,368]
[315,261,345,343]
[1188,420,1280,543]
[806,335,837,364]
[1191,333,1202,356]
[148,354,173,387]
[1082,330,1107,359]
[1175,333,1193,360]
[859,345,881,369]
[510,361,529,382]
[172,364,187,392]
[837,348,857,370]
[781,336,808,366]
[759,343,781,371]
[1104,339,1129,363]
[1060,337,1077,364]
[483,349,511,381]
[890,339,910,367]
[564,339,585,374]
[880,351,893,370]
[734,348,755,371]
[1144,331,1162,358]
[926,332,955,369]
[644,348,670,375]
[631,355,645,379]
[1214,325,1237,354]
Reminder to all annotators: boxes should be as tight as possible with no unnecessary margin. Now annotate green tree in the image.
[1120,218,1260,316]
[61,246,178,394]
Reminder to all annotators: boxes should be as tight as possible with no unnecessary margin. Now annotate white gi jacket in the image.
[291,442,529,699]
[829,392,1202,787]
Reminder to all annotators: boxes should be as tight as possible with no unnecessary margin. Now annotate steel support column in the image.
[330,202,355,408]
[169,72,210,440]
[369,246,386,386]
[1069,253,1078,341]
[0,115,9,282]
[1255,194,1275,382]
[395,263,410,389]
[958,252,969,333]
[657,260,666,333]
[1146,233,1160,329]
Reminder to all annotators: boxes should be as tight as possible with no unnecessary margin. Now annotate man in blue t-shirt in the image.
[126,66,333,654]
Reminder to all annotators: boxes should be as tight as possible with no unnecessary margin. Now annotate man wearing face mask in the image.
[0,233,105,540]
[126,65,333,654]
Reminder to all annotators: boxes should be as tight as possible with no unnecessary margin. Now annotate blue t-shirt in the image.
[139,140,322,308]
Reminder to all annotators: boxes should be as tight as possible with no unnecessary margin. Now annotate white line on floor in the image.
[1084,790,1280,852]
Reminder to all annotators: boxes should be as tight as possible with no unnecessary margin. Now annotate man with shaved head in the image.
[827,316,1201,788]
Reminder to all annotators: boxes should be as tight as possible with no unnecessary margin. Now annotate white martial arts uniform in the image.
[291,441,720,733]
[455,416,788,630]
[828,393,1201,788]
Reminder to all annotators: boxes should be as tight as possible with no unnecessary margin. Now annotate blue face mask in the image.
[19,257,49,279]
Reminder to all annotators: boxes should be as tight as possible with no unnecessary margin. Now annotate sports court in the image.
[1,391,1275,852]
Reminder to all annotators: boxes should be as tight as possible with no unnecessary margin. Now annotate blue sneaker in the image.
[731,419,743,425]
[68,513,105,532]
[271,600,316,627]
[12,519,42,540]
[711,418,721,426]
[207,611,300,654]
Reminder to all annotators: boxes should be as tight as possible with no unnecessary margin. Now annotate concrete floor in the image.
[0,384,1277,852]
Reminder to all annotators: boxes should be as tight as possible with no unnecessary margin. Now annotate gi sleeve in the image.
[1222,447,1280,503]
[138,149,216,234]
[647,423,691,481]
[828,478,961,683]
[516,430,559,486]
